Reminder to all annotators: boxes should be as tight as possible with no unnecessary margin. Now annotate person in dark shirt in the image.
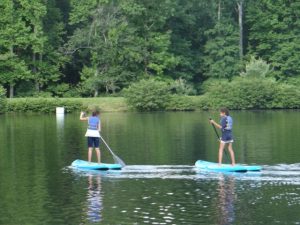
[210,108,236,166]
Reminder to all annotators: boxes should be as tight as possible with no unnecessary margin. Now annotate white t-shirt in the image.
[85,129,100,137]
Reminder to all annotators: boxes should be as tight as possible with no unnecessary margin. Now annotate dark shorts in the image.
[221,130,234,143]
[87,137,100,148]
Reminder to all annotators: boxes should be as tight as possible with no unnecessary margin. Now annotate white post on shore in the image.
[56,107,65,131]
[56,107,65,115]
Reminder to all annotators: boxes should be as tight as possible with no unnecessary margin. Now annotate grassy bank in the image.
[5,96,204,113]
[6,97,129,113]
[5,94,300,113]
[75,97,128,112]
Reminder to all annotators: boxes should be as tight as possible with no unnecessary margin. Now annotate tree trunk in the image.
[218,0,221,21]
[94,67,99,97]
[9,83,14,98]
[33,53,40,92]
[9,46,14,98]
[237,0,244,59]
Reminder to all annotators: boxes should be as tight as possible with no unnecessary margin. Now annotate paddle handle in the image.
[209,118,220,140]
[99,134,115,156]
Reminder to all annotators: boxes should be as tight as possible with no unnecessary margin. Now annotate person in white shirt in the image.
[80,110,101,163]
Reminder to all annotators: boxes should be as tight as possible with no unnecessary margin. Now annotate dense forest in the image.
[0,0,300,98]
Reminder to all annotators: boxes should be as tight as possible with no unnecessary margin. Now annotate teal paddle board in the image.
[195,160,261,172]
[71,159,122,170]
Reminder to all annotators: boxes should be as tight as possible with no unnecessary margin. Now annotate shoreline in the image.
[4,96,300,113]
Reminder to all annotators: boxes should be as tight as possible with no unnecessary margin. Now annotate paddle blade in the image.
[113,154,126,167]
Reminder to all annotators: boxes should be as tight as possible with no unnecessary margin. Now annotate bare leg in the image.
[218,142,226,166]
[88,147,93,162]
[95,148,101,164]
[227,143,235,166]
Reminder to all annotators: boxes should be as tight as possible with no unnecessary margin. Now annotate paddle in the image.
[99,134,126,167]
[209,118,230,162]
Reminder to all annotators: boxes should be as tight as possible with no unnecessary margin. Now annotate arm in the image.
[79,111,88,121]
[209,119,222,129]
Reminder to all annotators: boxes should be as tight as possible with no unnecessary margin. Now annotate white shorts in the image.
[220,139,234,144]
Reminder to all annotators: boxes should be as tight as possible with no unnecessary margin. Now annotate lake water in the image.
[0,111,300,225]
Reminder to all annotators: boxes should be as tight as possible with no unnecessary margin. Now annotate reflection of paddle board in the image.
[71,159,122,170]
[195,160,261,172]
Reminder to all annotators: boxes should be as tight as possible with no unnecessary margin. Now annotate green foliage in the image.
[124,79,171,111]
[0,85,7,113]
[6,98,83,113]
[246,1,300,79]
[0,0,300,111]
[272,83,300,109]
[15,81,36,97]
[203,19,241,79]
[166,95,196,111]
[0,0,66,97]
[46,83,82,98]
[198,77,300,110]
[284,76,300,87]
[240,56,271,78]
[170,78,196,95]
[199,78,229,94]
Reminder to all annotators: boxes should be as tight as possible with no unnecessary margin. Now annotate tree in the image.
[203,0,241,79]
[22,0,66,93]
[67,0,134,96]
[0,0,31,97]
[246,0,300,79]
[121,0,179,76]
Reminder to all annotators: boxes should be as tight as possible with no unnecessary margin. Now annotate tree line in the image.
[0,0,299,98]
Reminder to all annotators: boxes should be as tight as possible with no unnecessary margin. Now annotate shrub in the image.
[198,77,284,109]
[124,79,171,111]
[240,56,271,78]
[0,85,7,113]
[170,78,197,95]
[166,95,196,111]
[228,77,277,109]
[6,98,83,113]
[272,83,300,109]
[284,76,300,87]
[198,78,229,95]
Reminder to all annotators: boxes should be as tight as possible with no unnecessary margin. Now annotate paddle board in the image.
[71,159,122,170]
[195,160,261,172]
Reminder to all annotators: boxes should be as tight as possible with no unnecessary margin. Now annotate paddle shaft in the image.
[209,119,230,162]
[99,134,126,167]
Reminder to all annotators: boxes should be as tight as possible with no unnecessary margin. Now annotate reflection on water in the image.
[0,111,300,224]
[217,175,236,225]
[65,163,300,224]
[86,175,102,223]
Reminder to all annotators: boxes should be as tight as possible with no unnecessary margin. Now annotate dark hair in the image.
[92,110,100,117]
[220,108,229,116]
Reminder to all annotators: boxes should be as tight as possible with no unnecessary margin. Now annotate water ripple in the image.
[66,163,300,185]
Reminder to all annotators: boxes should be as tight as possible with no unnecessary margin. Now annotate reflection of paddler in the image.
[217,175,236,225]
[87,175,102,223]
[80,110,101,163]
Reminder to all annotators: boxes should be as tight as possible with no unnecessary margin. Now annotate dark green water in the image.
[0,111,300,225]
